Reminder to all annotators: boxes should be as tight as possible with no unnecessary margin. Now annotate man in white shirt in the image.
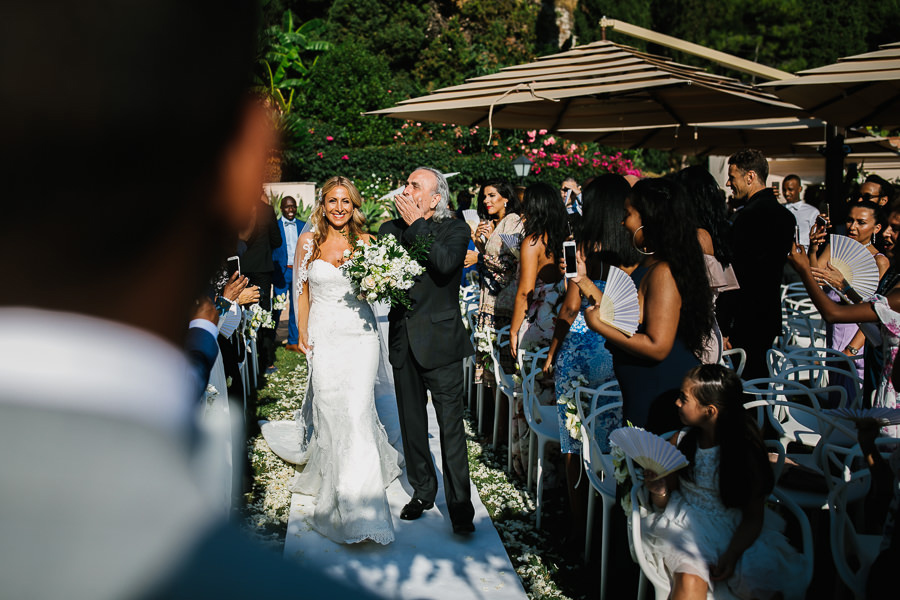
[782,174,819,247]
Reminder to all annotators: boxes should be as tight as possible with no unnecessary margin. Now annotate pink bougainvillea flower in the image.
[326,136,333,141]
[316,152,323,158]
[457,149,463,154]
[493,153,501,158]
[341,155,349,160]
[538,129,547,135]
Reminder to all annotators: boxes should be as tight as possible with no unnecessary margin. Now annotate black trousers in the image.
[244,271,276,373]
[733,328,777,381]
[393,353,474,525]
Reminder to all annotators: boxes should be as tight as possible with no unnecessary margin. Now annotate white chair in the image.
[743,387,857,510]
[487,326,518,472]
[719,347,747,377]
[577,390,623,600]
[828,471,883,599]
[521,365,559,528]
[462,305,479,411]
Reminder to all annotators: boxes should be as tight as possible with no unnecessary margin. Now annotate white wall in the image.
[263,181,317,209]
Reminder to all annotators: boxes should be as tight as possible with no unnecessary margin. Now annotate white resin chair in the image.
[828,471,883,599]
[576,385,622,600]
[521,363,559,528]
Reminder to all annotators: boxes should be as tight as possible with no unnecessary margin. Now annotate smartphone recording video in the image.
[563,241,577,278]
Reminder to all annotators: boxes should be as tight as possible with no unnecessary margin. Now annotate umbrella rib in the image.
[849,90,900,129]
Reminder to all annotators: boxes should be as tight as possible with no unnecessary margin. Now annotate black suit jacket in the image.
[718,187,795,340]
[379,216,475,370]
[242,200,282,274]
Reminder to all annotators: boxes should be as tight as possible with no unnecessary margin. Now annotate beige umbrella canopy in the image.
[559,118,897,157]
[367,40,804,130]
[762,42,900,128]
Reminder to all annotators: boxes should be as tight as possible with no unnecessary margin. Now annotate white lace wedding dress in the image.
[261,248,402,545]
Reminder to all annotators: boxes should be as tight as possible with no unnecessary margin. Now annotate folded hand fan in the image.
[829,234,879,298]
[462,209,480,226]
[609,427,689,479]
[825,406,900,426]
[500,233,523,258]
[597,267,640,336]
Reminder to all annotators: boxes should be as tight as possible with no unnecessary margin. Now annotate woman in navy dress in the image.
[575,178,715,434]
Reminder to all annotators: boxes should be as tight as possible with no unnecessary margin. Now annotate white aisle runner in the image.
[282,401,527,600]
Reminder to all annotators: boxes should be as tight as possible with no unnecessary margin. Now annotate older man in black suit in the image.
[379,167,476,535]
[718,149,795,379]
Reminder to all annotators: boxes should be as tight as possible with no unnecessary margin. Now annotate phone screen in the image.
[563,242,577,277]
[794,225,800,246]
[227,255,241,276]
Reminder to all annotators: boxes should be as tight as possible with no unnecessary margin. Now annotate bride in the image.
[262,176,401,545]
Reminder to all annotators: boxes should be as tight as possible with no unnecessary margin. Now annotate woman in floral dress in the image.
[507,182,568,475]
[788,240,900,436]
[544,174,641,542]
[473,181,523,440]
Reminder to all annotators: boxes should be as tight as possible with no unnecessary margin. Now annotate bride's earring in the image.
[632,226,654,256]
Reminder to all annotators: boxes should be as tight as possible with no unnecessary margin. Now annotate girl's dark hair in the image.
[522,182,569,261]
[577,174,641,268]
[629,178,714,357]
[479,180,521,216]
[673,166,734,267]
[678,364,774,508]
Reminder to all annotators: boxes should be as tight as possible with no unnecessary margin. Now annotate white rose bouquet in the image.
[272,292,288,311]
[556,374,591,441]
[341,234,426,309]
[244,303,275,339]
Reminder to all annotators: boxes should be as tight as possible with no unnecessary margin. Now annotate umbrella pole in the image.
[824,123,845,218]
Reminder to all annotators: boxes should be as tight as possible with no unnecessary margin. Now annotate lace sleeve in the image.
[296,238,314,295]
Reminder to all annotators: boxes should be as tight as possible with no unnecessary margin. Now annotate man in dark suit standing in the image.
[718,148,795,379]
[379,167,477,534]
[242,195,282,375]
[272,196,304,352]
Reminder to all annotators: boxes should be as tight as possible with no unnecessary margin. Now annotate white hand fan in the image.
[829,234,879,298]
[462,209,480,225]
[500,233,523,258]
[825,407,900,426]
[609,427,689,479]
[597,267,640,336]
[379,185,406,201]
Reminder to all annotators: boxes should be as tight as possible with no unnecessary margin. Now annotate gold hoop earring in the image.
[632,226,654,256]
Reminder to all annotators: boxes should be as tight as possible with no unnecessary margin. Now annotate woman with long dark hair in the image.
[504,182,568,475]
[674,166,739,364]
[543,173,641,544]
[473,180,523,412]
[576,177,714,433]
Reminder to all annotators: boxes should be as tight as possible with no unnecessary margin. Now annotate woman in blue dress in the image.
[544,174,640,543]
[579,178,715,435]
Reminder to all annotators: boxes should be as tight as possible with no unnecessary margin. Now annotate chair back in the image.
[580,401,623,487]
[720,347,747,377]
[828,470,882,599]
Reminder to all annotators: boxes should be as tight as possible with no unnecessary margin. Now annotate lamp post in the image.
[512,155,533,184]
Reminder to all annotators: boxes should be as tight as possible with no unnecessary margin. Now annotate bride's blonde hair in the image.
[309,176,367,260]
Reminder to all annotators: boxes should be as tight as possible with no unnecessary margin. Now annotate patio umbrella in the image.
[367,40,804,131]
[558,118,898,157]
[762,42,900,128]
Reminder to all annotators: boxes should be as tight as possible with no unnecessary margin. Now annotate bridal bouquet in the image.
[342,234,426,308]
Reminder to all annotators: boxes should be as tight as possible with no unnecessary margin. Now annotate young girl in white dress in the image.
[642,364,805,600]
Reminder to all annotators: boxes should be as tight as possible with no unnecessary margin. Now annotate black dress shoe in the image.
[452,520,475,535]
[400,498,434,520]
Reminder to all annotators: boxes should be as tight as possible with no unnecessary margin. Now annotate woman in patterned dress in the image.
[473,181,523,441]
[508,182,568,475]
[788,237,900,436]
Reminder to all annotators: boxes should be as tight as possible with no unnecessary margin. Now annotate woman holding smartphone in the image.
[573,178,714,433]
[472,180,522,439]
